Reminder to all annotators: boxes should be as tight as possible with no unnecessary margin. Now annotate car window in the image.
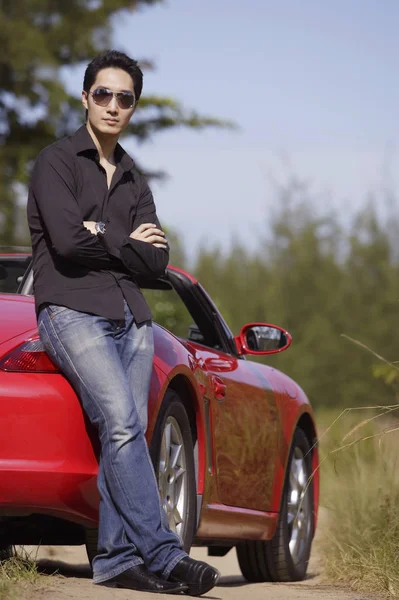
[0,258,30,294]
[142,287,199,341]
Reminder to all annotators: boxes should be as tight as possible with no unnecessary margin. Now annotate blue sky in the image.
[64,0,399,261]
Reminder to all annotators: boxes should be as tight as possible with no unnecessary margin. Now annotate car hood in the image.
[0,294,37,345]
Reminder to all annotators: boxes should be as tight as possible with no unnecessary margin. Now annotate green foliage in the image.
[373,363,399,391]
[192,181,399,409]
[142,288,193,338]
[0,0,231,246]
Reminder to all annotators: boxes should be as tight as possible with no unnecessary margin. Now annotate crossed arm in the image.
[84,181,170,278]
[30,147,169,278]
[84,221,167,249]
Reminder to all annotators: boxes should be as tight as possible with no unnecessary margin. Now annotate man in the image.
[27,50,219,596]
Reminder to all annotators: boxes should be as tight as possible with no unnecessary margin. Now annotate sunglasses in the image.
[90,87,135,109]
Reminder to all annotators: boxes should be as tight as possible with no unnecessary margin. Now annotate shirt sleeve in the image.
[100,175,169,279]
[30,146,121,270]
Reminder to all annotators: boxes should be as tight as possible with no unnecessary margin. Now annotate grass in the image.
[317,405,399,598]
[0,548,44,600]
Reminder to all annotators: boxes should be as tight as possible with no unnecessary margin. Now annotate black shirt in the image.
[27,125,169,322]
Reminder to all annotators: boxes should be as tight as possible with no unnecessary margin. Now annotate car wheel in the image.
[150,390,197,553]
[85,390,197,566]
[236,428,314,582]
[0,543,13,562]
[85,528,98,567]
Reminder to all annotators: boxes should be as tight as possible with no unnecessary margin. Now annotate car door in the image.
[192,344,280,512]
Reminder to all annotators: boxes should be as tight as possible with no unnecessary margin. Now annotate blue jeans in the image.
[38,300,186,583]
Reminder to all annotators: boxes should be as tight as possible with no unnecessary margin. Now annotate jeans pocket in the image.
[46,304,69,317]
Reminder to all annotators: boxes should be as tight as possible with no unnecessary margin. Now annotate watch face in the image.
[96,222,106,234]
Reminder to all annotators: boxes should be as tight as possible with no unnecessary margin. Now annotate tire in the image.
[85,528,98,567]
[85,390,197,565]
[236,428,314,582]
[0,543,13,562]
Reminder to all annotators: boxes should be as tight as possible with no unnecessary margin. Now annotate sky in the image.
[64,0,399,261]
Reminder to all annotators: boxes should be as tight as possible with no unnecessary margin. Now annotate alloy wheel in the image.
[287,446,312,564]
[158,416,187,538]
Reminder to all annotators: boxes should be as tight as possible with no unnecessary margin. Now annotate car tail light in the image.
[0,338,60,373]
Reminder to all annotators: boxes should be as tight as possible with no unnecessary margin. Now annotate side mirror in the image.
[187,324,205,344]
[235,322,292,355]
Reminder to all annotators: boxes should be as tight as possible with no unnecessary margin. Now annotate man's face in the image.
[82,67,136,137]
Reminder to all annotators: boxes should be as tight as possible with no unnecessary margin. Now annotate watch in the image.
[95,221,106,235]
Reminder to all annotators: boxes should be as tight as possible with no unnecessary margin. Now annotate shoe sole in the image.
[184,569,221,597]
[102,581,188,594]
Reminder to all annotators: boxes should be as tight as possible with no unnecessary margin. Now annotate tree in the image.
[0,0,231,246]
[192,178,399,409]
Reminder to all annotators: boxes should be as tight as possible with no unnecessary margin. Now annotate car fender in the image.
[267,368,319,529]
[150,324,209,496]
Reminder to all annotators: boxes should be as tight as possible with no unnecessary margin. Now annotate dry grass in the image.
[317,405,399,598]
[0,547,44,600]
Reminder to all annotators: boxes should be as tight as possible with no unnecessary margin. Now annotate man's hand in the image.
[83,221,97,235]
[130,223,168,249]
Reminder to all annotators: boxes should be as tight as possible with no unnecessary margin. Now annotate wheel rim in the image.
[158,416,187,538]
[287,446,312,564]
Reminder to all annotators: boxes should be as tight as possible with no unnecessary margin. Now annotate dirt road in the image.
[18,524,372,600]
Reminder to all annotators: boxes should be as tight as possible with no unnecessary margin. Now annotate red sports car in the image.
[0,256,319,582]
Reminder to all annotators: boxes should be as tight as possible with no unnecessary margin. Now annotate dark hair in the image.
[83,50,143,103]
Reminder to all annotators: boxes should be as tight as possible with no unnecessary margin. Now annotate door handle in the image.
[211,375,226,400]
[188,355,197,370]
[188,355,204,370]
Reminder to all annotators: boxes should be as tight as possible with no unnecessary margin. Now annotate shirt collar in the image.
[71,125,135,172]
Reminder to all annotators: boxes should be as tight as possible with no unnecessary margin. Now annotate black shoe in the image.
[169,556,220,596]
[100,564,188,594]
